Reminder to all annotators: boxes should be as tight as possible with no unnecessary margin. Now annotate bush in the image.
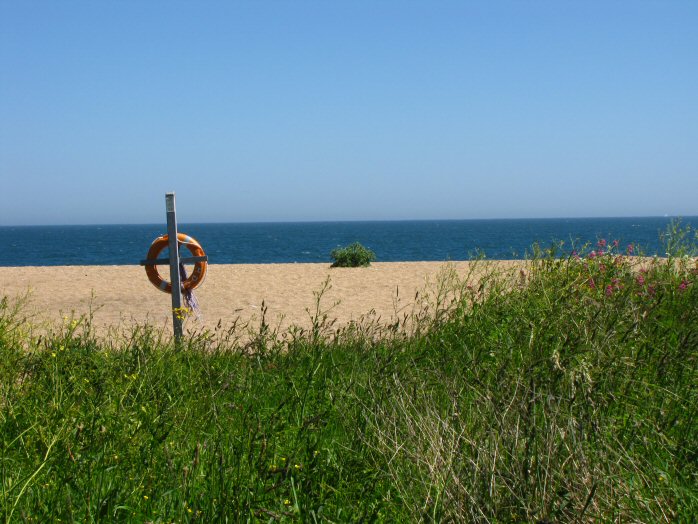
[330,242,376,267]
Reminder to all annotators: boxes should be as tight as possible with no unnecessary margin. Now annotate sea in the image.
[0,217,695,267]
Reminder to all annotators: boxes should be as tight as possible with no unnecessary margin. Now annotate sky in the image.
[1,1,697,226]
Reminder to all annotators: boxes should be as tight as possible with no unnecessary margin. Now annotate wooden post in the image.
[165,192,184,340]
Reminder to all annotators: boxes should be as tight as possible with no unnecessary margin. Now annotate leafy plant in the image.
[330,242,376,267]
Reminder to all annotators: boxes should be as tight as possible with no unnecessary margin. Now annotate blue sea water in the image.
[0,217,695,267]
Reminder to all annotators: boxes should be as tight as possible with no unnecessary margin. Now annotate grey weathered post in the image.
[165,192,184,340]
[140,193,207,340]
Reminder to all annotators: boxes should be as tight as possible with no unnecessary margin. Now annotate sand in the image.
[0,261,521,336]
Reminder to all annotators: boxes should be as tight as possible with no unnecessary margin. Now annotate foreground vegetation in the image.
[1,232,697,522]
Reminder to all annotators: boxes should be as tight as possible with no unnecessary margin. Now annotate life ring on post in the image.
[145,233,207,293]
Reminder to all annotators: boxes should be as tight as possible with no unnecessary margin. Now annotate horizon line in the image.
[1,215,695,228]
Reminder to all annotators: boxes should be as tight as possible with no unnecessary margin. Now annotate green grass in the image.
[1,229,697,522]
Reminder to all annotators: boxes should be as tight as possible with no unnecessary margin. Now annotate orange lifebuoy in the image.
[145,233,207,293]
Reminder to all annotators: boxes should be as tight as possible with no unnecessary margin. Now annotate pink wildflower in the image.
[598,239,607,248]
[605,285,613,297]
[612,239,619,248]
[679,280,689,291]
[589,251,596,260]
[626,244,634,255]
[588,278,596,289]
[648,285,656,296]
[636,274,645,286]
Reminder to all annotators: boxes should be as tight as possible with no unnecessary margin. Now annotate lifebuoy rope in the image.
[179,262,201,319]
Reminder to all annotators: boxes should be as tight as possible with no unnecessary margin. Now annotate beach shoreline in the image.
[0,261,524,335]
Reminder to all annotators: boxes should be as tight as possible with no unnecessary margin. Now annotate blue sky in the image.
[1,1,697,225]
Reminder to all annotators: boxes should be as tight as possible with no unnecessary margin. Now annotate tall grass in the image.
[1,227,696,522]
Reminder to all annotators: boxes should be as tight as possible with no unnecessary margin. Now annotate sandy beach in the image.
[0,261,522,335]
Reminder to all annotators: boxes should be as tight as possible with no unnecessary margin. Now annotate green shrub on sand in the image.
[330,242,376,267]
